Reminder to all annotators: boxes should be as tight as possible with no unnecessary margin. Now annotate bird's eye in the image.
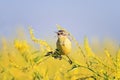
[60,32,63,35]
[57,33,60,35]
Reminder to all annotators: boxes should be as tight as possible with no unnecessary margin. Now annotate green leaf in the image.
[33,56,41,63]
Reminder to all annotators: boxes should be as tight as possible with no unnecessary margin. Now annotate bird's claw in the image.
[45,49,62,60]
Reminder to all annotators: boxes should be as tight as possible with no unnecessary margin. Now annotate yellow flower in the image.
[29,27,52,52]
[104,48,111,58]
[56,24,66,31]
[1,38,7,50]
[54,71,63,80]
[84,37,95,57]
[14,39,30,53]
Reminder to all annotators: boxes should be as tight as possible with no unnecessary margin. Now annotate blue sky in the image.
[0,0,120,42]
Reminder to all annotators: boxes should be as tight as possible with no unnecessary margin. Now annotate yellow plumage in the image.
[56,32,71,55]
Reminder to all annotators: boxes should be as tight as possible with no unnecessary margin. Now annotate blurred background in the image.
[0,0,120,43]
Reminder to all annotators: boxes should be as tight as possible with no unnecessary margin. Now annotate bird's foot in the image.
[52,53,62,60]
[45,49,62,60]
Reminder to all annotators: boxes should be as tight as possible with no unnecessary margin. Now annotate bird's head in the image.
[56,30,69,37]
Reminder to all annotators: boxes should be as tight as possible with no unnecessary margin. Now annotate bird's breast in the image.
[57,37,71,55]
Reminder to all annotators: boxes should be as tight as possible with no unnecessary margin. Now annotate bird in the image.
[56,30,72,64]
[45,29,72,64]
